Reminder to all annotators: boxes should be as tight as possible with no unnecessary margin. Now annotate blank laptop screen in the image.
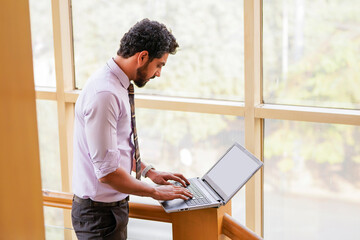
[203,144,262,201]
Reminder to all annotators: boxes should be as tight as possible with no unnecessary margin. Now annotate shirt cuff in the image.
[91,149,120,179]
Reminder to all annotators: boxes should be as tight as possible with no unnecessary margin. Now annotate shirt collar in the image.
[106,58,130,89]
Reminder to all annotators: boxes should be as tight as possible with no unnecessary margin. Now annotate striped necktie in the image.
[128,83,141,180]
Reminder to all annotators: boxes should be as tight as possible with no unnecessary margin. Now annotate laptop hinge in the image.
[202,178,225,203]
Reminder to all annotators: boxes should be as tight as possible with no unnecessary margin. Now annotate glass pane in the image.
[264,120,360,239]
[44,208,75,240]
[72,0,244,101]
[263,0,360,109]
[36,100,61,191]
[29,0,56,87]
[135,109,245,223]
[44,207,64,239]
[137,109,244,176]
[128,218,172,240]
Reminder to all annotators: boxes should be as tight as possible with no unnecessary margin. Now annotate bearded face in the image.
[132,53,168,87]
[133,60,155,88]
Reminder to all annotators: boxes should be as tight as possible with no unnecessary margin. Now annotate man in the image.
[72,19,192,240]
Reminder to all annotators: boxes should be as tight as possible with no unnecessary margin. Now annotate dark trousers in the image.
[71,195,129,240]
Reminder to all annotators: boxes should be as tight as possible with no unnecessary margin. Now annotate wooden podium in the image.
[171,202,231,240]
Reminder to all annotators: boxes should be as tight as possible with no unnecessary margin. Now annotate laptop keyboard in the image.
[183,179,211,206]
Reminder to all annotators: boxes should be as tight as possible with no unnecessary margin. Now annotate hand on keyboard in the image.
[153,185,193,201]
[184,181,210,206]
[147,170,190,187]
[173,179,211,206]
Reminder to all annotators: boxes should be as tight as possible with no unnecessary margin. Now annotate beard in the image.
[133,61,155,88]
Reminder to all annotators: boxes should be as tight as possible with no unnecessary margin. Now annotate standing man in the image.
[72,19,192,240]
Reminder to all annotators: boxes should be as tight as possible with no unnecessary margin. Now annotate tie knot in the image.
[128,83,134,94]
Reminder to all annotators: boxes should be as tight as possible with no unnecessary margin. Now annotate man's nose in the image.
[155,69,161,77]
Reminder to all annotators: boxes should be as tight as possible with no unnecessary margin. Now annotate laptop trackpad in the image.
[162,199,186,210]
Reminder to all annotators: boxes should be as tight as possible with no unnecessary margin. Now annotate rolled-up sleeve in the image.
[84,92,121,179]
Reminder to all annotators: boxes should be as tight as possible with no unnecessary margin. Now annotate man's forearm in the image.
[99,166,192,201]
[99,167,158,198]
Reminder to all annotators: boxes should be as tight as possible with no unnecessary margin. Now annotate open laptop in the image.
[160,142,263,213]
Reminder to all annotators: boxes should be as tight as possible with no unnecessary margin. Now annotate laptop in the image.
[160,142,263,213]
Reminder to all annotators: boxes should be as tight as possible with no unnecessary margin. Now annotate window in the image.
[32,0,360,239]
[263,0,360,109]
[264,120,360,239]
[72,0,244,101]
[29,0,56,87]
[44,207,64,239]
[137,109,244,175]
[36,100,61,191]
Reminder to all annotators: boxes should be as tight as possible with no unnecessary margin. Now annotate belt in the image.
[73,195,129,207]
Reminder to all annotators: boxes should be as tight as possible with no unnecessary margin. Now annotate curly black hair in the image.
[117,19,179,61]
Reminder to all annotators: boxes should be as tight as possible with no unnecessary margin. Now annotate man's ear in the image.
[137,51,149,66]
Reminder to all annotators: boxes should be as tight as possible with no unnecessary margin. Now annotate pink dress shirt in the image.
[72,58,133,202]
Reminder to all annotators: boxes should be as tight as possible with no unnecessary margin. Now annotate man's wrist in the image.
[151,186,161,200]
[142,164,155,178]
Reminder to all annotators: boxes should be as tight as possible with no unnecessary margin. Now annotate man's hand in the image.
[152,185,192,201]
[146,170,190,187]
